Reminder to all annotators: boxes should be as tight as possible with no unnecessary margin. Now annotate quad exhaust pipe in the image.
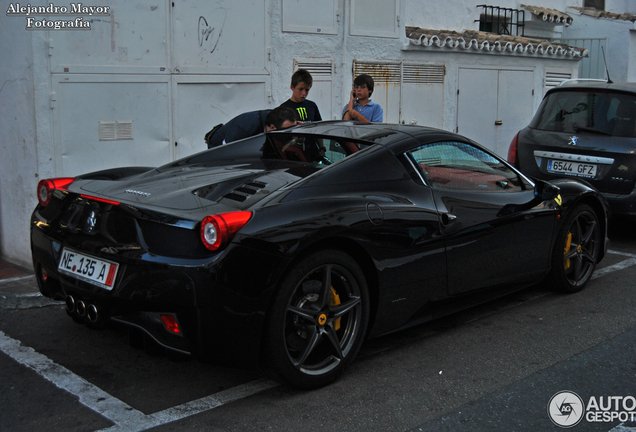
[65,295,101,323]
[87,304,99,323]
[65,295,75,313]
[77,300,87,317]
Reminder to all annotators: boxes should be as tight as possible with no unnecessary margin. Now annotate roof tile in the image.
[521,4,573,26]
[570,6,636,22]
[405,27,588,58]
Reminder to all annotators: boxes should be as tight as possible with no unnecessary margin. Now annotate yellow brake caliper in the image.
[564,232,572,270]
[331,287,341,331]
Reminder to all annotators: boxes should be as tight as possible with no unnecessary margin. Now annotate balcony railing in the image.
[476,5,525,36]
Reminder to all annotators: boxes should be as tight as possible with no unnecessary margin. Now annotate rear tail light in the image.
[161,315,180,334]
[507,132,520,167]
[37,177,75,207]
[80,194,120,206]
[200,211,252,251]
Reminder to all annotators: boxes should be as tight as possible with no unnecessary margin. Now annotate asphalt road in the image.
[1,218,636,432]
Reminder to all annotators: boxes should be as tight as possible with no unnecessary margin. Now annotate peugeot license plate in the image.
[58,248,118,290]
[547,159,597,178]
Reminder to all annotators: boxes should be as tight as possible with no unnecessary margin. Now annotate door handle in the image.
[441,213,457,225]
[495,120,503,126]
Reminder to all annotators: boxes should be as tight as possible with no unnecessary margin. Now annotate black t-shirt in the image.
[280,99,322,122]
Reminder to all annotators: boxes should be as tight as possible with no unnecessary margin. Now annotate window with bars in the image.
[476,5,525,36]
[584,0,605,11]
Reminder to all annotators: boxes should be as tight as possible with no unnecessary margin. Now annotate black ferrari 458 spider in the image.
[31,121,608,389]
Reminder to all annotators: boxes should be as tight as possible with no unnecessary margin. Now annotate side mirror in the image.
[534,180,560,201]
[498,180,560,217]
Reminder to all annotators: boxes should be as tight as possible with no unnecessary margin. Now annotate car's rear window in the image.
[530,90,636,137]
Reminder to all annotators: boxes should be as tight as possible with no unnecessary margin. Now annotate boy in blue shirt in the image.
[342,74,383,122]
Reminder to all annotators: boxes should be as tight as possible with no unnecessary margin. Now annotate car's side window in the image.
[322,139,347,163]
[408,141,524,192]
[607,96,636,137]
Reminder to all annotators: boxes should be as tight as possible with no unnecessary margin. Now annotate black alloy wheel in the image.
[549,204,600,293]
[264,250,369,389]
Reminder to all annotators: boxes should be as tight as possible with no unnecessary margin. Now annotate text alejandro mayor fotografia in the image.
[6,3,111,30]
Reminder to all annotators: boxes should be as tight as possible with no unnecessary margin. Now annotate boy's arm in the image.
[342,90,357,120]
[347,110,370,122]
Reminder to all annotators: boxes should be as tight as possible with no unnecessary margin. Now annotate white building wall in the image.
[0,0,591,267]
[630,31,636,82]
[564,8,635,82]
[404,0,582,31]
[0,16,41,268]
[607,0,636,14]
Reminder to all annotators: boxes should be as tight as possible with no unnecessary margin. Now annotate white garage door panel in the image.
[402,83,444,128]
[457,68,499,148]
[49,1,169,73]
[172,0,267,73]
[373,83,400,123]
[457,68,534,158]
[496,70,534,157]
[309,81,333,120]
[55,79,171,177]
[174,80,269,158]
[282,0,338,34]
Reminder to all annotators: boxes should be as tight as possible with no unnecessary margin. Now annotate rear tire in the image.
[549,204,600,293]
[263,250,369,389]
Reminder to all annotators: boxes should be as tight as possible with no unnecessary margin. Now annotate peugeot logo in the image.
[125,189,151,197]
[568,136,578,146]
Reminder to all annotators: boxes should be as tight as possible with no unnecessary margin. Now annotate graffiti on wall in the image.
[198,9,227,54]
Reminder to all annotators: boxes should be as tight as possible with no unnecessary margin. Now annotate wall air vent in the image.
[99,121,134,141]
[545,72,572,89]
[294,61,333,78]
[354,61,401,84]
[403,64,445,84]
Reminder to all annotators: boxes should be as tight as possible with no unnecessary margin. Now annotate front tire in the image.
[263,250,369,389]
[549,204,600,293]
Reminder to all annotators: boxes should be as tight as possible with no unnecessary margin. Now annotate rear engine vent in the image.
[223,181,268,202]
[235,187,257,195]
[246,181,267,189]
[223,193,248,202]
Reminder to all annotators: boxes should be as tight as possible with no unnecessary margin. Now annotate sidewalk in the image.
[0,259,57,309]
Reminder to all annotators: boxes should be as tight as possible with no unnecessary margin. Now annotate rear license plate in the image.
[547,159,597,178]
[58,248,118,290]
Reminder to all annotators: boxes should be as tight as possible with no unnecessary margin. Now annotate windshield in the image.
[531,89,636,137]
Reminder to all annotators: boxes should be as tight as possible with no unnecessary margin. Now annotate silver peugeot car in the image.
[508,80,636,217]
